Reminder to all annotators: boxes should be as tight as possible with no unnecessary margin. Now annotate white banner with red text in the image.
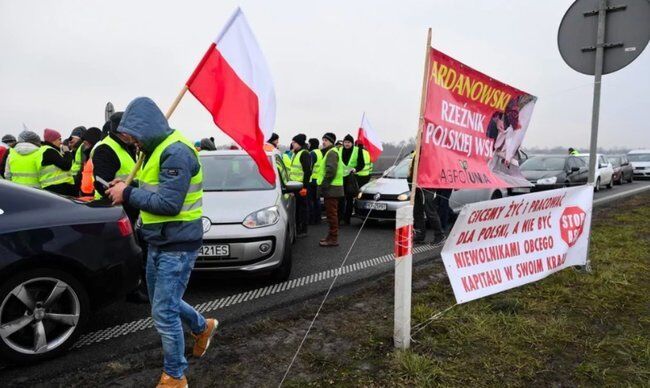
[441,185,593,304]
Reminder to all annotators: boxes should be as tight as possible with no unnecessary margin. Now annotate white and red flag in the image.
[356,113,383,163]
[186,8,276,184]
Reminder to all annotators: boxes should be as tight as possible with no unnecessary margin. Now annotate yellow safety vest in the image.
[91,136,137,199]
[357,149,372,177]
[310,149,323,181]
[289,149,306,182]
[138,130,203,224]
[317,147,344,186]
[39,146,74,188]
[70,146,83,176]
[342,146,359,177]
[7,147,44,188]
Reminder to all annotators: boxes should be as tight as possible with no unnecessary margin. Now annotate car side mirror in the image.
[283,181,303,194]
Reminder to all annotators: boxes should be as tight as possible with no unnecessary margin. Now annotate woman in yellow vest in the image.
[339,134,365,225]
[104,97,217,387]
[40,128,76,196]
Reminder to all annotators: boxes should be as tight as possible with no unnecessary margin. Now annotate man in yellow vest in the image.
[68,126,86,191]
[289,134,312,237]
[40,128,76,196]
[307,138,322,224]
[318,132,344,247]
[105,97,217,388]
[4,130,43,188]
[355,142,372,188]
[339,134,364,225]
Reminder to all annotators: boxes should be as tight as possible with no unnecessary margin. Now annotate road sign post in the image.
[558,0,650,272]
[394,205,414,349]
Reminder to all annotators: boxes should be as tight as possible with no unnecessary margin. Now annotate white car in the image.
[627,149,650,179]
[578,153,614,191]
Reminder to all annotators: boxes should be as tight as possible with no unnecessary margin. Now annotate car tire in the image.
[628,174,634,183]
[594,178,601,192]
[0,268,89,363]
[271,229,293,282]
[490,191,502,200]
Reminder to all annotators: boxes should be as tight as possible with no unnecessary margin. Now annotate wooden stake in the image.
[409,28,432,205]
[124,85,189,185]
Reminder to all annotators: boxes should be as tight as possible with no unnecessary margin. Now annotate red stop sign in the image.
[559,206,586,247]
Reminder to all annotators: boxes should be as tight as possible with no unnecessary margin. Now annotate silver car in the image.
[355,155,507,220]
[196,150,301,281]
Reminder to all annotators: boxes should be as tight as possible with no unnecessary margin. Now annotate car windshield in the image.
[608,157,621,167]
[200,155,274,191]
[628,153,650,162]
[385,157,411,179]
[521,156,566,171]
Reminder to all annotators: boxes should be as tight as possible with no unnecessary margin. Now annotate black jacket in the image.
[341,146,365,172]
[91,133,137,198]
[41,142,73,170]
[296,146,312,188]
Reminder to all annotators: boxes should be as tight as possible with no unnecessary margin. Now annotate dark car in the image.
[0,181,141,363]
[520,155,589,191]
[608,155,634,185]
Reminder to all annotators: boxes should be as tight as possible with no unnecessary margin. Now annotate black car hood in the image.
[522,170,562,181]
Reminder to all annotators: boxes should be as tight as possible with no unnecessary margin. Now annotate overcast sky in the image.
[1,0,648,149]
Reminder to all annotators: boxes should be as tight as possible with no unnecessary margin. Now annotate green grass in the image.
[286,194,650,387]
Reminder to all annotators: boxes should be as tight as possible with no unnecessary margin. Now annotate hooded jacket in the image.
[119,97,203,251]
[3,142,41,180]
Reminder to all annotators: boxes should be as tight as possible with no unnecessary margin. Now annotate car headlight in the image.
[357,192,363,199]
[536,177,557,185]
[397,192,410,201]
[243,206,280,228]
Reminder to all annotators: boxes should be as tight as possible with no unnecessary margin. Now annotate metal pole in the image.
[394,205,414,350]
[587,0,607,187]
[583,0,608,273]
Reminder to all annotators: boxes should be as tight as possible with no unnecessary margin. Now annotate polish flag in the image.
[186,8,276,184]
[356,113,383,162]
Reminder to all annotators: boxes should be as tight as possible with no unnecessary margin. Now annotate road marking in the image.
[72,244,438,349]
[593,184,650,206]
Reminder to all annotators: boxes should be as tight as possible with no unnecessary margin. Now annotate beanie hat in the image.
[292,133,307,146]
[308,138,319,150]
[70,126,86,139]
[194,140,202,148]
[43,128,62,143]
[18,130,41,146]
[268,132,279,143]
[82,127,102,146]
[2,134,16,144]
[322,132,336,144]
[344,134,354,143]
[109,112,123,133]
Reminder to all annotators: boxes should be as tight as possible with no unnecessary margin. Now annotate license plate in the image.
[199,244,230,257]
[511,187,530,193]
[364,202,387,211]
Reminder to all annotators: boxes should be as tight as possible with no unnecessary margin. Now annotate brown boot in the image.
[192,318,218,357]
[157,372,188,388]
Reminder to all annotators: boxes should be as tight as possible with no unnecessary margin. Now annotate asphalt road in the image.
[1,180,649,381]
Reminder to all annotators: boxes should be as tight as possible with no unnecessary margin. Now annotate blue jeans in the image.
[146,247,206,378]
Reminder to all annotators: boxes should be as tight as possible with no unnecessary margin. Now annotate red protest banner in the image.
[417,48,537,189]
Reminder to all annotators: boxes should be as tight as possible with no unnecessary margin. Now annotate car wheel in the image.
[628,174,634,183]
[490,191,502,200]
[607,178,614,189]
[0,269,89,363]
[594,178,601,192]
[271,228,293,282]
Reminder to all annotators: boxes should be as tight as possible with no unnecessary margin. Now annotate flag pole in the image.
[394,28,432,350]
[409,27,432,205]
[123,85,189,185]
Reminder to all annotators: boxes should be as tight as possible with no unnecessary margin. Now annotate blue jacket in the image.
[119,97,203,251]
